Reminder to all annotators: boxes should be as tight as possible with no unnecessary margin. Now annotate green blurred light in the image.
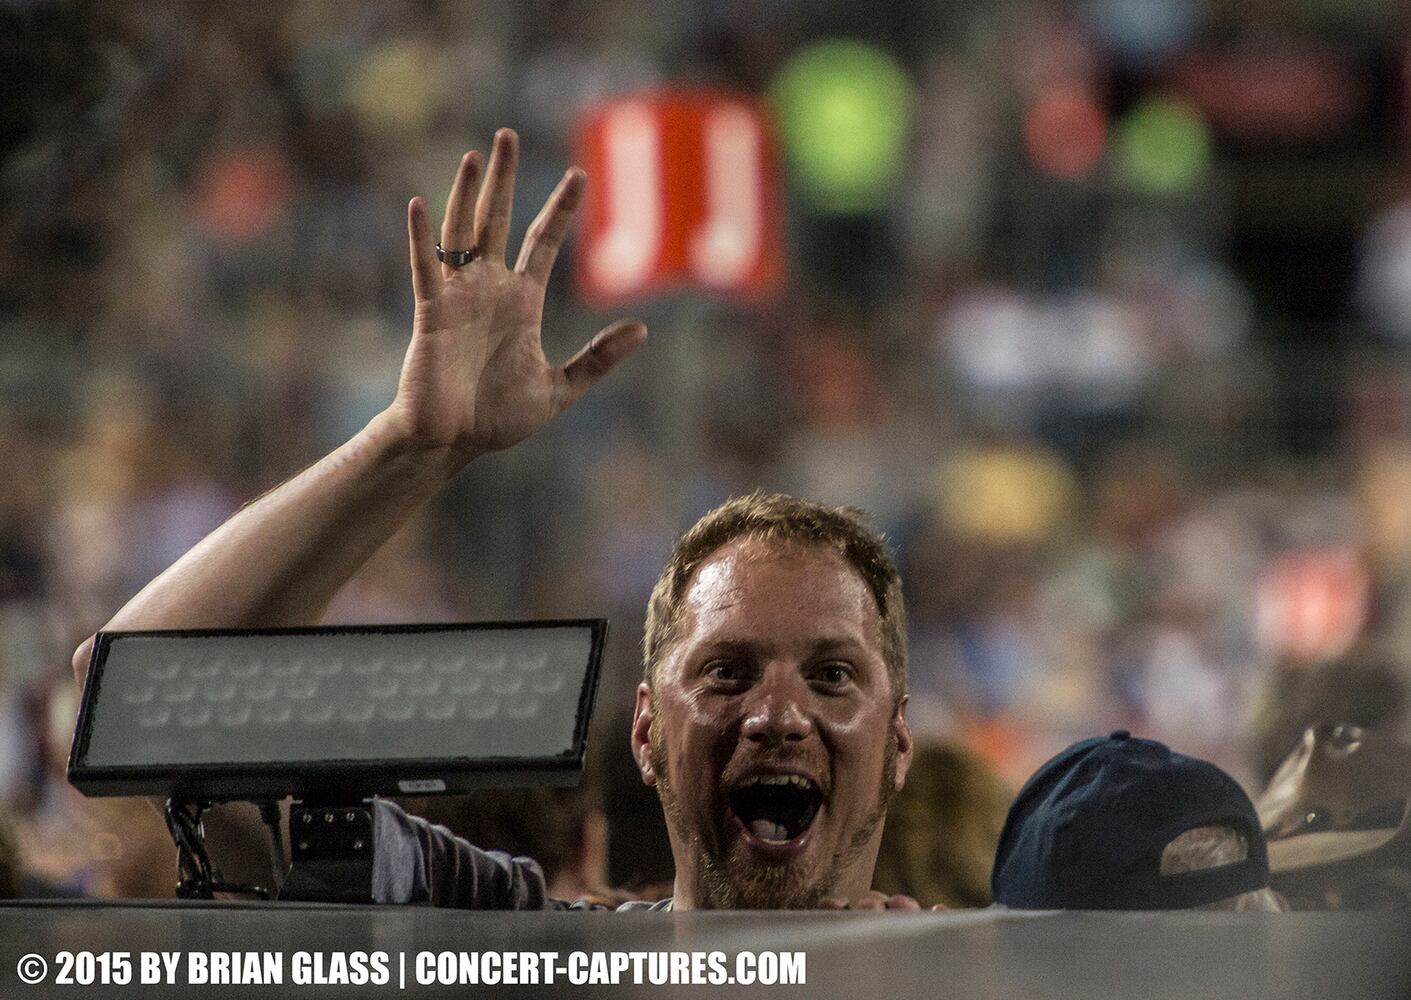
[1115,98,1211,195]
[769,40,911,214]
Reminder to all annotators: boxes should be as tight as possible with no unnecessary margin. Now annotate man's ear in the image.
[631,682,657,786]
[892,695,914,794]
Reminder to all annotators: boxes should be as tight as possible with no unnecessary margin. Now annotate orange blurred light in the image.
[1022,89,1107,180]
[193,149,292,244]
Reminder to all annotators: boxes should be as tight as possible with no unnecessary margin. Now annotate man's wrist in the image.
[363,409,482,485]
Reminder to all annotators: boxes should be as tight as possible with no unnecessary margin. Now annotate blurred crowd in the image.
[3,0,1411,900]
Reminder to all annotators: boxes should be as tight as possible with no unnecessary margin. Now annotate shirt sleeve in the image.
[372,799,556,910]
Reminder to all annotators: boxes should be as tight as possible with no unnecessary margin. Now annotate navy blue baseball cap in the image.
[992,732,1270,909]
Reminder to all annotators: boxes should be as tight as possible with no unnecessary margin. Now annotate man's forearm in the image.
[73,410,462,674]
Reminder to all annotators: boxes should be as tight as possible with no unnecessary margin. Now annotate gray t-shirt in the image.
[373,800,670,911]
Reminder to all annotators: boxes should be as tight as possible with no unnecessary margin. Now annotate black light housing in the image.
[68,620,606,802]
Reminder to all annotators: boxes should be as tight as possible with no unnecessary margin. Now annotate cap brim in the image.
[1267,827,1402,873]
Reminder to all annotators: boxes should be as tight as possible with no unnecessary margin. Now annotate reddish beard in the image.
[649,722,899,909]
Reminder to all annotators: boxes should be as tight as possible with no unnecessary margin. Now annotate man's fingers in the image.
[554,319,648,414]
[407,197,442,302]
[72,634,96,693]
[440,151,483,277]
[817,892,919,911]
[515,167,584,283]
[475,128,518,261]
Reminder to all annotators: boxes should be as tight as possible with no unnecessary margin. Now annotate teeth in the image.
[744,774,816,791]
[750,819,790,842]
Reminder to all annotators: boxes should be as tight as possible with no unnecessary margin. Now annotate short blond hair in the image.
[1161,825,1288,912]
[642,491,907,707]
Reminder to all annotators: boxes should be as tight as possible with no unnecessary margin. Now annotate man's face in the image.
[631,537,912,909]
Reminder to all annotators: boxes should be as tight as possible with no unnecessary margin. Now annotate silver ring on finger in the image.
[436,242,477,267]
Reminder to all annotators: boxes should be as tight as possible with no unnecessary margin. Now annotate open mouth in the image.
[727,773,823,844]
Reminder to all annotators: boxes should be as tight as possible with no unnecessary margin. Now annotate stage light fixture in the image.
[68,621,606,902]
[68,621,606,802]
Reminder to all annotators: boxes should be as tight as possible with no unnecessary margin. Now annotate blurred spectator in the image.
[1251,653,1408,785]
[0,804,18,899]
[872,741,1012,908]
[992,732,1284,911]
[1258,723,1411,910]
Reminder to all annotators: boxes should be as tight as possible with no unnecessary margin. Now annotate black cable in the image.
[164,797,212,897]
[162,797,272,900]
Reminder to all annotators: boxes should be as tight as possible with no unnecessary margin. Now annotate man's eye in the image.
[813,663,852,686]
[707,660,746,683]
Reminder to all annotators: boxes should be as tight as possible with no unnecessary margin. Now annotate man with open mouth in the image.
[371,492,916,911]
[71,130,915,911]
[628,497,914,910]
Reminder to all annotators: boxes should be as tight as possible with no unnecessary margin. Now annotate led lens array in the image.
[79,625,596,769]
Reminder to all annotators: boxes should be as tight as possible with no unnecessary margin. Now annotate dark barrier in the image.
[0,902,1406,999]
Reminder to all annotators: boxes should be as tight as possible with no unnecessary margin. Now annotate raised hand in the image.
[67,130,645,697]
[389,128,646,465]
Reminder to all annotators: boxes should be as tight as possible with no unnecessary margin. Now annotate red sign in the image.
[575,89,783,307]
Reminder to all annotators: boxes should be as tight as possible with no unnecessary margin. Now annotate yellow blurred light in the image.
[1115,97,1211,194]
[938,442,1078,545]
[769,39,912,214]
[346,42,439,134]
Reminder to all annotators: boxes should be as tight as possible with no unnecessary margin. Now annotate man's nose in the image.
[741,668,811,745]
